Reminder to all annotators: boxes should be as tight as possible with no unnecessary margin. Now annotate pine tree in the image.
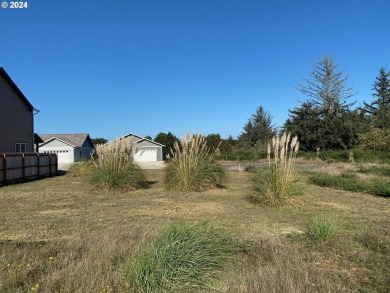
[297,55,356,116]
[364,67,390,129]
[286,55,358,150]
[238,106,276,150]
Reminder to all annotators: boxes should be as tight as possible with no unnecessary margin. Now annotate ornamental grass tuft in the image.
[88,138,148,191]
[131,221,235,293]
[165,133,226,191]
[252,132,300,206]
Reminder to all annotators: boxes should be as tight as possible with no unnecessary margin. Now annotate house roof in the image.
[39,134,94,148]
[137,138,165,147]
[105,133,165,147]
[0,67,37,112]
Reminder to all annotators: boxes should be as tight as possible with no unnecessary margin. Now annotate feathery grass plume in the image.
[131,221,235,293]
[165,133,226,191]
[88,138,148,191]
[252,132,300,206]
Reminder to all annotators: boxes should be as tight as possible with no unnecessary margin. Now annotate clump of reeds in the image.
[88,138,148,191]
[131,221,235,293]
[165,133,226,191]
[252,132,300,206]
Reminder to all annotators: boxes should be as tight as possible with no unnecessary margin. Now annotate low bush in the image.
[131,221,235,293]
[252,133,300,206]
[67,160,93,177]
[165,134,226,191]
[309,214,338,242]
[88,139,148,191]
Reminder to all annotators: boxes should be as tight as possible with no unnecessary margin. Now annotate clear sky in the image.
[1,0,389,141]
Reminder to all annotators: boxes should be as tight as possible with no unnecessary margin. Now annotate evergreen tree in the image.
[154,132,179,158]
[297,55,356,115]
[286,55,357,150]
[284,101,321,151]
[364,67,390,129]
[91,137,108,146]
[238,106,276,150]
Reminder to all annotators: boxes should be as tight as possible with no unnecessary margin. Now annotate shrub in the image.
[309,214,338,242]
[88,139,148,191]
[252,132,300,206]
[67,160,93,177]
[165,133,226,191]
[132,221,235,293]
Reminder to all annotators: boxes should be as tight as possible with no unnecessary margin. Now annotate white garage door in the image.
[57,150,72,163]
[134,148,157,162]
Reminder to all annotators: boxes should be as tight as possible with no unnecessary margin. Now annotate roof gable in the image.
[105,133,165,147]
[39,134,94,148]
[137,138,165,147]
[40,137,76,148]
[0,67,35,111]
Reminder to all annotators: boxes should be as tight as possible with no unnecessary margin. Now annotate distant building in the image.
[105,133,164,162]
[39,134,95,163]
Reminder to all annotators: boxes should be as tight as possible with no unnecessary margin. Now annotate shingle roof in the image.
[39,134,92,147]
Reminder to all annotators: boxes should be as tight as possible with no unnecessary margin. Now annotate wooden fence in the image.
[0,153,58,186]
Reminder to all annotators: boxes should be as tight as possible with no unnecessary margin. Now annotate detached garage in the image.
[104,134,164,162]
[39,134,95,164]
[133,138,164,162]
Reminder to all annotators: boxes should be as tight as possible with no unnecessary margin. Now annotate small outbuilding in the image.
[39,134,95,163]
[105,133,165,162]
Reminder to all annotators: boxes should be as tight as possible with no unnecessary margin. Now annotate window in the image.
[15,143,26,153]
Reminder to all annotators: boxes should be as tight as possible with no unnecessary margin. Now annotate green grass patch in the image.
[309,214,338,242]
[131,221,236,293]
[308,171,390,197]
[67,160,93,177]
[357,165,390,177]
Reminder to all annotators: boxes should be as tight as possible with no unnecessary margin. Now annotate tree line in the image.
[93,55,390,155]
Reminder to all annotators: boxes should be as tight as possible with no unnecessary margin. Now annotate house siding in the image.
[0,73,34,153]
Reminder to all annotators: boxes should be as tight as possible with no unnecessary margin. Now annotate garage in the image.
[134,148,158,162]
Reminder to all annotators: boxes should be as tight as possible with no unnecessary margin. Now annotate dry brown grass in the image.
[0,167,389,292]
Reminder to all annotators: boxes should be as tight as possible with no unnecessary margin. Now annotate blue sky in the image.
[1,0,389,141]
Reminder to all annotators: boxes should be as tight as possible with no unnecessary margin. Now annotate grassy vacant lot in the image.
[0,165,389,292]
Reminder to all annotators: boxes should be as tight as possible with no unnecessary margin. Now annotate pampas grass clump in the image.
[165,133,226,191]
[252,132,300,206]
[88,138,148,191]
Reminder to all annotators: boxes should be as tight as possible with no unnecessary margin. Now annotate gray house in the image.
[39,134,95,163]
[0,67,39,153]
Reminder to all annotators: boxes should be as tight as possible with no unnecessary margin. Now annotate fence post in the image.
[37,153,40,177]
[22,153,26,181]
[2,154,6,185]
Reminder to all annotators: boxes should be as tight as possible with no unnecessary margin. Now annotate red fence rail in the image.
[0,153,58,186]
